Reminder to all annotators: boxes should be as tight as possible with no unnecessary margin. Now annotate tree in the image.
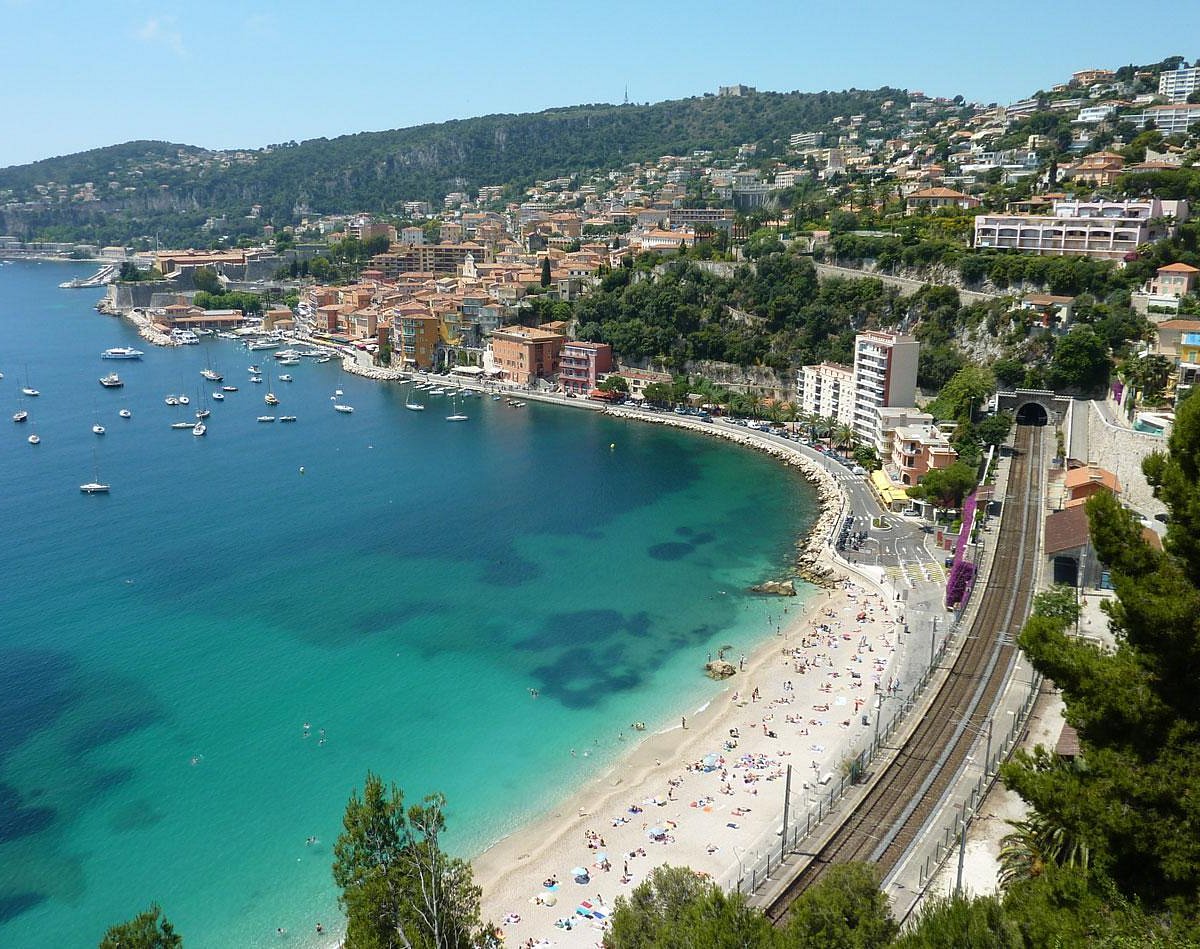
[191,266,222,294]
[604,864,774,948]
[1048,327,1110,393]
[1003,392,1200,922]
[540,256,552,287]
[907,462,978,510]
[99,905,181,949]
[973,412,1013,449]
[333,773,483,949]
[1121,353,1173,405]
[598,375,629,394]
[927,366,996,425]
[894,892,1021,949]
[784,862,899,948]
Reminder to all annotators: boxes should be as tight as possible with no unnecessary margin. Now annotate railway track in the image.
[764,423,1045,922]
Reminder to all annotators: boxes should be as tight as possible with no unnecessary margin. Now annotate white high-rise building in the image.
[851,331,919,443]
[1159,65,1200,103]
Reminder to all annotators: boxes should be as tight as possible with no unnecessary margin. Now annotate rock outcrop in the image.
[705,660,737,680]
[750,579,796,596]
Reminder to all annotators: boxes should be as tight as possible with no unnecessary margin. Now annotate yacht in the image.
[274,350,302,360]
[195,408,211,420]
[171,329,199,345]
[278,357,301,366]
[221,385,238,392]
[193,328,214,337]
[99,372,124,388]
[101,347,144,360]
[13,409,28,423]
[279,415,297,423]
[446,413,468,422]
[92,423,106,435]
[217,332,240,340]
[200,368,223,382]
[247,364,262,374]
[79,480,108,493]
[119,408,132,419]
[192,422,207,437]
[264,392,280,406]
[247,338,280,351]
[170,421,193,429]
[257,415,276,423]
[333,404,354,414]
[21,386,39,397]
[316,356,332,364]
[405,402,426,412]
[212,392,225,401]
[278,374,293,382]
[250,375,263,384]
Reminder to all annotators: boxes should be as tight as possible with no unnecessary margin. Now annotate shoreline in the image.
[463,407,900,946]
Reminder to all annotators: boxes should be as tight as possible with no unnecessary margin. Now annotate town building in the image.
[1150,262,1200,299]
[795,362,855,428]
[904,187,980,214]
[1159,65,1200,103]
[973,198,1188,261]
[1062,464,1121,508]
[394,311,441,370]
[1125,103,1200,135]
[851,331,920,444]
[558,341,613,394]
[489,324,566,386]
[889,421,958,486]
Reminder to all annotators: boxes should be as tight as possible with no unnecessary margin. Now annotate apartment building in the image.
[795,362,855,428]
[890,421,958,486]
[852,331,919,444]
[1159,65,1200,103]
[1125,103,1200,134]
[974,198,1188,261]
[370,243,486,278]
[558,341,613,394]
[490,325,566,386]
[394,311,441,370]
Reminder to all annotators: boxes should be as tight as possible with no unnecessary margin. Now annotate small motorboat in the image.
[250,376,263,384]
[192,422,207,437]
[212,392,225,401]
[333,404,354,414]
[279,415,297,423]
[178,395,190,405]
[170,421,193,429]
[195,408,211,419]
[257,415,276,423]
[22,387,39,397]
[221,385,238,392]
[278,374,293,382]
[28,433,40,445]
[92,423,106,435]
[119,409,132,419]
[13,409,28,422]
[164,395,179,406]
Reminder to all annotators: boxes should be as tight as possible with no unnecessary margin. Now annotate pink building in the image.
[558,341,613,394]
[890,422,957,486]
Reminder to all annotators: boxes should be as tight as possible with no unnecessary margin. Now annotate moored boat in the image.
[257,415,276,423]
[99,372,124,388]
[28,433,40,445]
[333,404,354,414]
[101,347,144,359]
[119,408,132,419]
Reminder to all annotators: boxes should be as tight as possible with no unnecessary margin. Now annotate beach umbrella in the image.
[542,893,557,906]
[571,866,588,878]
[648,826,666,838]
[595,852,608,863]
[702,753,720,769]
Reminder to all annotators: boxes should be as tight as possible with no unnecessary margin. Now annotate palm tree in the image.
[834,423,858,458]
[998,810,1091,890]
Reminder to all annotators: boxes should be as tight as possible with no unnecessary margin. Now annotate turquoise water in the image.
[0,260,816,947]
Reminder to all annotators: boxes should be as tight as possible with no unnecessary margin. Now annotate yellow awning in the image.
[871,469,910,505]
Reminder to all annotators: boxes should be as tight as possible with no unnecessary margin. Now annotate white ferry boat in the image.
[101,347,145,360]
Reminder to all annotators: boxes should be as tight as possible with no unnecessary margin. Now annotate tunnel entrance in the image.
[1015,402,1049,426]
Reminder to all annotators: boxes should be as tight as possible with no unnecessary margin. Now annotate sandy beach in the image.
[474,537,902,947]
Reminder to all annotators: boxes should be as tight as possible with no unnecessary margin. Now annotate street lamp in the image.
[954,802,972,897]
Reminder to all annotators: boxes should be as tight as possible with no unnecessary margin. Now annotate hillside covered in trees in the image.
[0,87,906,245]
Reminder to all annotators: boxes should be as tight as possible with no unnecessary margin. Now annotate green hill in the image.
[0,88,907,244]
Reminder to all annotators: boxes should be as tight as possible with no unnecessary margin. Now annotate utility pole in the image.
[780,764,792,862]
[956,808,972,896]
[931,615,939,668]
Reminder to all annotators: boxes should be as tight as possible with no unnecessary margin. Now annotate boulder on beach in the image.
[749,579,797,596]
[705,660,737,679]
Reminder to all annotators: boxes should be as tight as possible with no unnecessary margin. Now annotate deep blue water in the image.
[0,260,816,947]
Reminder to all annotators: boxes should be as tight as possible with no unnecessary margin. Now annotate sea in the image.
[0,259,817,947]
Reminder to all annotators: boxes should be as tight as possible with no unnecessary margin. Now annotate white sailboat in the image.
[80,450,109,493]
[445,389,468,422]
[404,380,425,412]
